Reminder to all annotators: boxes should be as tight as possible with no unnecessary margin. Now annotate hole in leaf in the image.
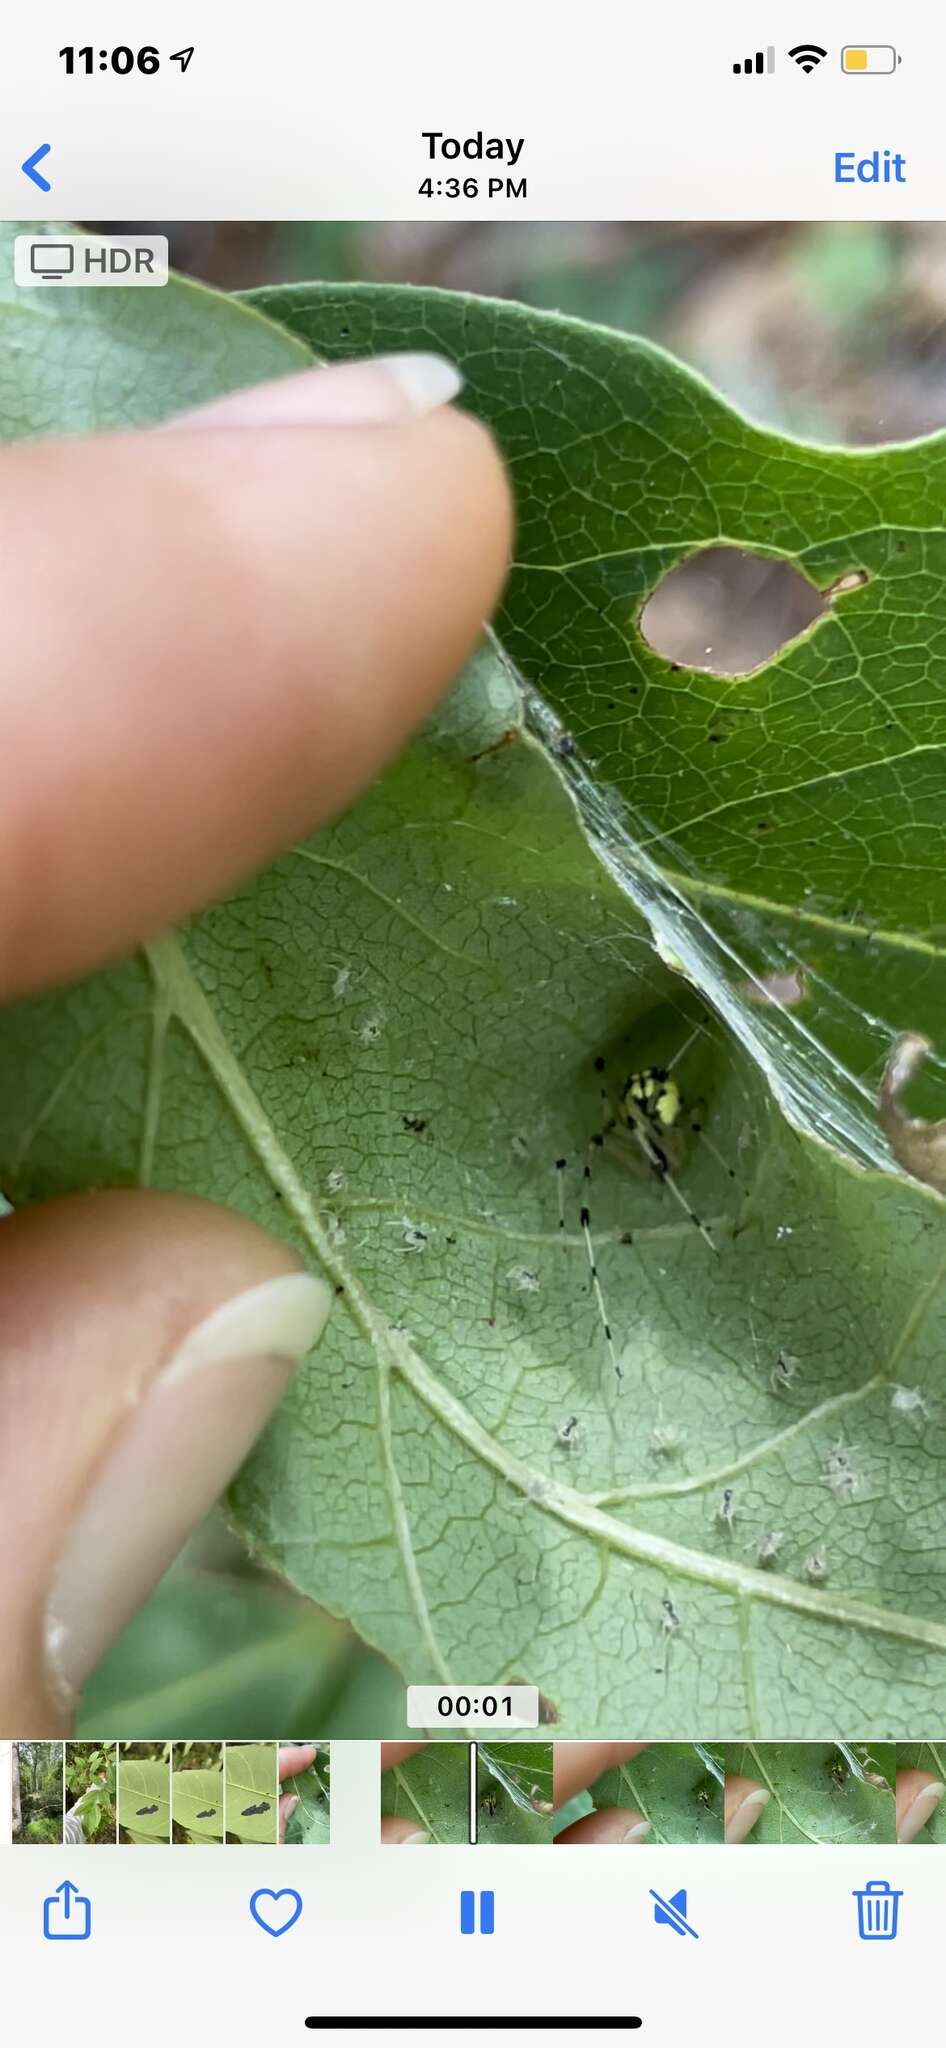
[739,966,809,1008]
[641,546,837,676]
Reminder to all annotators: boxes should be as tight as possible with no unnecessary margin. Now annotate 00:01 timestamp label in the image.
[406,1685,539,1728]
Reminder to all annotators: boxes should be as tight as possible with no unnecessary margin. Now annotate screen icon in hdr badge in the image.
[29,240,73,280]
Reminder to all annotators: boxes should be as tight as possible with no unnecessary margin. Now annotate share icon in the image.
[650,1887,699,1939]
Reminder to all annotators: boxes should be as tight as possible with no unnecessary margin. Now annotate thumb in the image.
[0,352,511,1000]
[0,1190,332,1732]
[724,1776,771,1843]
[896,1768,945,1842]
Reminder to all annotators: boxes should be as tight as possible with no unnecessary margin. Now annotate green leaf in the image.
[283,1749,331,1846]
[381,1744,470,1844]
[249,280,946,1153]
[0,222,308,435]
[722,1743,895,1844]
[3,240,946,1735]
[76,1568,365,1737]
[75,1793,107,1840]
[172,1766,224,1841]
[117,1758,171,1842]
[226,1744,278,1843]
[477,1743,553,1843]
[557,1744,723,1843]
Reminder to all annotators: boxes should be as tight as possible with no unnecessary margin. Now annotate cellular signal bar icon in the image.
[733,46,775,74]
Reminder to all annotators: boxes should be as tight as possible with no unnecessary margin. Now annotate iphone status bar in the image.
[0,3,936,218]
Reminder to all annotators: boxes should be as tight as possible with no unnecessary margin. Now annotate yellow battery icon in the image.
[841,44,900,72]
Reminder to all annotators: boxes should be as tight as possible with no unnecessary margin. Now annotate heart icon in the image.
[249,1887,303,1937]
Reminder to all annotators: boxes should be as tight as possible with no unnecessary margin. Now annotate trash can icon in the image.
[853,1880,902,1941]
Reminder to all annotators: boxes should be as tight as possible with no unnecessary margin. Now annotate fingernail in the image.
[165,354,463,432]
[402,1831,431,1845]
[726,1788,770,1844]
[284,1796,300,1824]
[898,1781,945,1843]
[621,1820,651,1842]
[45,1271,333,1700]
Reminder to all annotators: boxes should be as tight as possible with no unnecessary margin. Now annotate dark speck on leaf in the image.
[402,1115,428,1133]
[136,1804,160,1816]
[242,1801,271,1817]
[196,1808,216,1819]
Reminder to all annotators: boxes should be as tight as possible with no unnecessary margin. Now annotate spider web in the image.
[518,643,933,1179]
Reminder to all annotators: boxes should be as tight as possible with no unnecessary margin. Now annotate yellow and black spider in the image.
[555,1044,732,1384]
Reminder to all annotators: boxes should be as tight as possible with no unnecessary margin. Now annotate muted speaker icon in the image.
[650,1887,699,1939]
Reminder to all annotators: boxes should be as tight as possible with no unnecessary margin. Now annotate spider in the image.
[716,1486,738,1534]
[555,1044,733,1383]
[654,1594,682,1677]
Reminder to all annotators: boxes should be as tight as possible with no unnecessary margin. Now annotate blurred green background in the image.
[103,219,946,446]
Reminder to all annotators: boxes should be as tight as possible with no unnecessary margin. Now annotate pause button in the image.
[459,1891,495,1934]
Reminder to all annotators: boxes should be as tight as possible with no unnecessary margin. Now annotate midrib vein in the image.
[144,932,450,1684]
[145,931,946,1665]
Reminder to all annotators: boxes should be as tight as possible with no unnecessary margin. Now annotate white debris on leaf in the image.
[506,1264,541,1293]
[890,1384,929,1424]
[358,1012,386,1046]
[557,1414,581,1449]
[649,1421,684,1457]
[771,1348,801,1393]
[825,1439,859,1501]
[756,1529,784,1566]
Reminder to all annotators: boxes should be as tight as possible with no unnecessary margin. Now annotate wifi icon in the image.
[789,42,827,71]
